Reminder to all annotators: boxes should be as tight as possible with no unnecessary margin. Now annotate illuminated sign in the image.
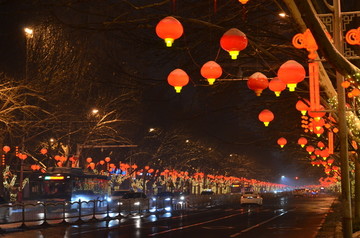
[44,176,64,180]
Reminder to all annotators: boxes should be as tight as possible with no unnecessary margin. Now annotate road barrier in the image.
[0,194,242,233]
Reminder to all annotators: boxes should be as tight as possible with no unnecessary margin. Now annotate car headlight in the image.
[117,202,123,205]
[107,198,112,202]
[180,196,185,200]
[152,197,156,201]
[165,197,171,201]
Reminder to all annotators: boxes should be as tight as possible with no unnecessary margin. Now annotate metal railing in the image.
[0,194,242,233]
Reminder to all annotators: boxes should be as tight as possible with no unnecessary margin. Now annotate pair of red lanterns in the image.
[156,16,248,93]
[156,16,247,58]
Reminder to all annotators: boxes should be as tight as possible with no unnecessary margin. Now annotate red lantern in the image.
[320,149,330,160]
[167,69,189,93]
[86,157,92,163]
[99,160,105,165]
[40,148,48,155]
[296,99,310,115]
[327,158,335,166]
[306,145,315,154]
[105,157,111,163]
[297,137,308,147]
[314,148,321,157]
[313,126,324,137]
[277,137,287,148]
[155,16,183,47]
[2,146,10,153]
[144,166,150,170]
[310,155,316,160]
[313,118,325,130]
[89,162,95,170]
[220,28,248,60]
[200,61,222,85]
[317,141,325,149]
[269,77,286,97]
[308,105,326,121]
[20,154,27,160]
[258,109,274,127]
[247,72,269,96]
[239,0,249,3]
[277,60,306,91]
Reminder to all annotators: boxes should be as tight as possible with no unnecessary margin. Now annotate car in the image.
[240,191,263,205]
[0,196,11,223]
[292,188,308,197]
[200,190,214,195]
[108,190,130,203]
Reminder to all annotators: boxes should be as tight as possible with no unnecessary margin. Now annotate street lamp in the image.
[24,27,33,38]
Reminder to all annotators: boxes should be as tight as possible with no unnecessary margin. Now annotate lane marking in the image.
[229,210,290,237]
[148,210,248,236]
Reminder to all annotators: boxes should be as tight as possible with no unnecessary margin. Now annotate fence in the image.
[0,194,242,232]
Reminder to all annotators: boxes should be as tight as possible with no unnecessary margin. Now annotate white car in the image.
[240,191,263,205]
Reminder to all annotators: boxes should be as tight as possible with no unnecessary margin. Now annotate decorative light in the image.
[40,148,48,155]
[297,137,308,147]
[277,60,306,91]
[313,118,325,130]
[313,126,324,137]
[2,146,10,153]
[269,77,286,97]
[200,61,222,85]
[247,72,269,96]
[238,0,249,4]
[292,29,318,60]
[277,137,287,148]
[317,141,325,149]
[306,145,315,154]
[156,16,184,47]
[308,105,326,121]
[167,68,189,93]
[258,109,274,127]
[296,99,310,115]
[220,28,248,60]
[320,149,330,160]
[345,27,360,45]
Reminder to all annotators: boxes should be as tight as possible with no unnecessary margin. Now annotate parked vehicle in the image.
[108,190,130,204]
[240,191,263,205]
[292,188,308,197]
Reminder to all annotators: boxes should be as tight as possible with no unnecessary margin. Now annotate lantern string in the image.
[214,0,217,14]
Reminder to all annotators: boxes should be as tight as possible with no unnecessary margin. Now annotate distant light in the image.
[149,128,155,132]
[279,12,286,18]
[49,138,55,143]
[281,175,285,178]
[295,176,299,180]
[185,140,190,143]
[91,108,99,114]
[24,27,33,38]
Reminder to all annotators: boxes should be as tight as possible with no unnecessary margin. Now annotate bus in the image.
[25,167,110,203]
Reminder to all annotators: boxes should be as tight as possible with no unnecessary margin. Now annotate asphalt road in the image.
[2,195,336,238]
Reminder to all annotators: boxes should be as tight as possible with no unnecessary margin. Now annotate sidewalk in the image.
[316,197,343,238]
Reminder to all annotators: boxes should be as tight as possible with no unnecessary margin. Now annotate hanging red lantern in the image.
[313,126,324,137]
[277,60,306,92]
[86,157,92,163]
[314,148,321,157]
[269,77,286,97]
[313,118,325,130]
[317,141,325,149]
[40,148,47,155]
[295,99,310,115]
[310,155,316,160]
[306,145,315,154]
[20,154,27,160]
[277,137,287,148]
[200,61,222,85]
[2,146,10,153]
[327,158,335,166]
[297,137,308,147]
[308,105,326,121]
[238,0,249,4]
[247,72,269,96]
[155,16,183,47]
[99,160,105,165]
[167,68,189,93]
[258,109,274,127]
[220,28,248,60]
[105,157,111,163]
[320,149,330,160]
[89,162,95,170]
